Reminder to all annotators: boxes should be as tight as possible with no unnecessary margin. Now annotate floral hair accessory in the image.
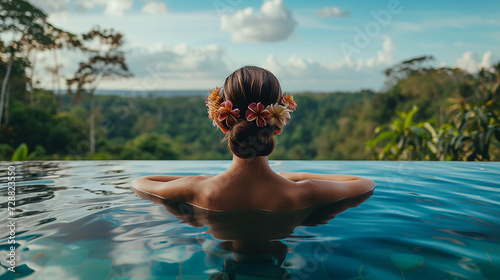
[280,92,297,111]
[265,104,290,135]
[206,87,228,132]
[207,87,297,134]
[245,102,270,127]
[218,101,240,127]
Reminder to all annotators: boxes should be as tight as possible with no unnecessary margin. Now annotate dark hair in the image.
[222,66,282,159]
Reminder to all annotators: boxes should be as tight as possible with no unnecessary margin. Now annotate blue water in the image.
[1,161,499,280]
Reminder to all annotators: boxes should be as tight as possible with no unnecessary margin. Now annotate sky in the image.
[29,0,500,93]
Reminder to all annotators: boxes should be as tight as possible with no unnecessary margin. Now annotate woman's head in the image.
[223,66,282,112]
[206,66,296,159]
[223,66,281,159]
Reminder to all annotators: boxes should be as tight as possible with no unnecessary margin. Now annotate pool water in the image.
[1,161,499,280]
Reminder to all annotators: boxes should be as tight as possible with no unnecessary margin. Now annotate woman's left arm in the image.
[134,175,185,184]
[131,175,198,201]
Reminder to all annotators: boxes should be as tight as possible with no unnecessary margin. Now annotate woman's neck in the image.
[227,155,275,177]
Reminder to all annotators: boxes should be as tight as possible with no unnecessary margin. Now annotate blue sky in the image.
[32,0,500,92]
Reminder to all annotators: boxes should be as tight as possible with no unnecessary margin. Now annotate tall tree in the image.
[0,0,50,125]
[0,0,79,124]
[67,26,132,155]
[26,24,81,107]
[383,55,436,87]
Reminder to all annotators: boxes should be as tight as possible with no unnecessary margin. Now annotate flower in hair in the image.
[206,87,228,133]
[280,92,297,111]
[218,101,240,127]
[245,102,270,127]
[206,87,222,121]
[265,104,290,128]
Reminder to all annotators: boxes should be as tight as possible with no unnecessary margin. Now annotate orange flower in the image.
[245,102,270,127]
[218,101,240,127]
[280,92,297,111]
[206,87,222,121]
[206,87,229,132]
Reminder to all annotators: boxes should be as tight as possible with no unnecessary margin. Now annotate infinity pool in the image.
[1,161,499,279]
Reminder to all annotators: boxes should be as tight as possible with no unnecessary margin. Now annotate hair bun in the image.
[228,120,275,159]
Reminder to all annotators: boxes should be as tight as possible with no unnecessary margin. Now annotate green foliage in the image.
[0,99,85,154]
[11,143,36,161]
[443,75,500,160]
[11,143,28,161]
[121,133,178,160]
[0,144,11,158]
[366,106,437,160]
[368,63,500,161]
[4,62,498,161]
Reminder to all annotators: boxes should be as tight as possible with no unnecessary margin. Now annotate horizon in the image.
[70,88,378,98]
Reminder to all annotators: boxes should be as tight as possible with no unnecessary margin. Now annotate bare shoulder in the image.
[295,177,375,205]
[131,175,212,202]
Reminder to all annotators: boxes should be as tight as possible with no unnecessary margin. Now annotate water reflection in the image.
[133,188,373,279]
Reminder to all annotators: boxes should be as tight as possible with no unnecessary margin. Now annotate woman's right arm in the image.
[279,172,364,182]
[280,172,375,203]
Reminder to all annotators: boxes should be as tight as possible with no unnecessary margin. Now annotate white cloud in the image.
[456,51,495,73]
[457,52,478,73]
[74,0,133,16]
[315,7,350,19]
[478,51,495,70]
[377,37,395,66]
[128,43,230,82]
[30,0,69,14]
[74,0,95,12]
[115,44,230,90]
[264,38,395,91]
[32,41,231,91]
[141,2,168,15]
[104,0,133,17]
[220,0,297,42]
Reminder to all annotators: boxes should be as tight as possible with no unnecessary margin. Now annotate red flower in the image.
[217,101,240,127]
[245,102,270,127]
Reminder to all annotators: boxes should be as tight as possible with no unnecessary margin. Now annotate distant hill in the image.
[93,90,207,97]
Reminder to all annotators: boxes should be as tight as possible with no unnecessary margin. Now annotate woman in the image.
[132,66,375,211]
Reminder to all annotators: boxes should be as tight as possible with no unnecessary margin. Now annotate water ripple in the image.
[1,161,499,280]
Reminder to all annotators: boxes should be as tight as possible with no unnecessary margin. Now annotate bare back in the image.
[131,167,375,211]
